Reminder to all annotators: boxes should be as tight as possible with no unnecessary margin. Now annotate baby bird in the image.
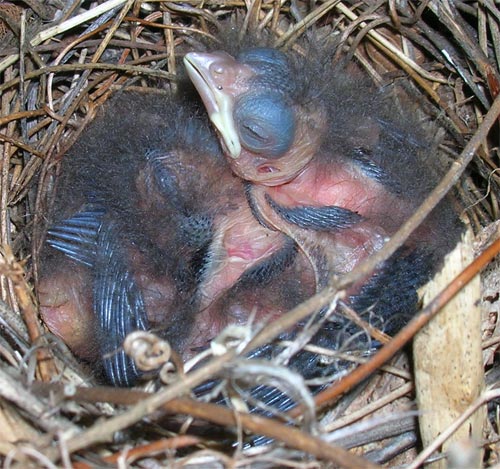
[39,39,462,390]
[38,90,298,386]
[184,44,462,315]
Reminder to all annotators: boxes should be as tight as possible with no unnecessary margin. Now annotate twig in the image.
[335,1,448,84]
[50,353,234,457]
[0,369,78,435]
[323,382,413,432]
[0,246,58,381]
[0,62,174,94]
[33,381,381,469]
[71,435,202,469]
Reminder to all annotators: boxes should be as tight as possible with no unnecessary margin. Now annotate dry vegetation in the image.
[0,0,500,467]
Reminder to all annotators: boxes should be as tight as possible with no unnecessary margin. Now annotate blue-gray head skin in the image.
[183,48,325,186]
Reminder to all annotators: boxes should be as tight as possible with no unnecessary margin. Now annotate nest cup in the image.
[0,0,498,467]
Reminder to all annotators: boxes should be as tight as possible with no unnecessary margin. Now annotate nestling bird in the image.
[183,45,461,289]
[38,90,299,386]
[38,38,462,391]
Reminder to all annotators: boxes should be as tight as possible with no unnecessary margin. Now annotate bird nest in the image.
[0,0,500,467]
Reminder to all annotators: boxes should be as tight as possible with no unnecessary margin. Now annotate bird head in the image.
[184,47,325,186]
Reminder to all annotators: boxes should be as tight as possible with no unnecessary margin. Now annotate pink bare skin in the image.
[197,203,286,310]
[249,159,411,285]
[38,259,97,359]
[184,249,316,358]
[39,211,290,365]
[134,146,292,324]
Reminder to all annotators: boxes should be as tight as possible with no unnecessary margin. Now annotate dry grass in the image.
[0,0,499,467]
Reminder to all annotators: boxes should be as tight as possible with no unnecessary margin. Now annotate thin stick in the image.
[33,382,380,469]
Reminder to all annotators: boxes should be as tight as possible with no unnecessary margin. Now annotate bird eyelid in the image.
[234,92,295,158]
[146,150,183,200]
[241,120,267,142]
